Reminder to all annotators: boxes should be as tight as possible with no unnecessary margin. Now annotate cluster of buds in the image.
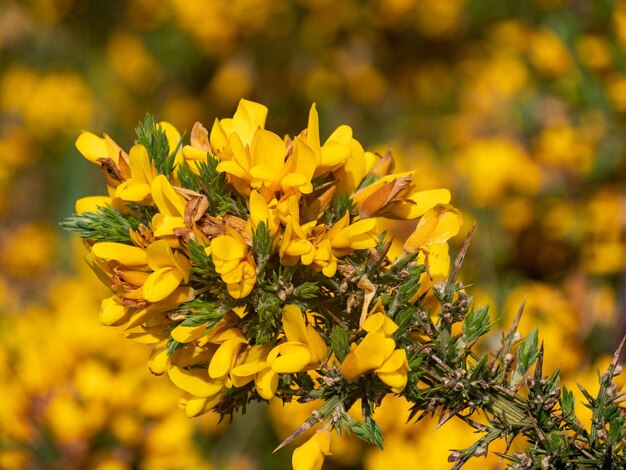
[65,99,464,468]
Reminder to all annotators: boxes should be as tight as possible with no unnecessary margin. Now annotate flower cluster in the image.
[65,99,462,467]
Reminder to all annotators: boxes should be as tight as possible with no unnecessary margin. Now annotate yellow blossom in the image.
[268,305,328,374]
[115,144,157,202]
[341,312,409,392]
[209,232,257,298]
[328,212,378,256]
[292,429,332,470]
[150,174,187,237]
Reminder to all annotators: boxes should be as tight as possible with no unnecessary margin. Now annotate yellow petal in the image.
[151,174,186,217]
[292,430,332,470]
[115,181,151,202]
[183,396,216,417]
[375,348,408,374]
[92,242,147,266]
[404,204,463,252]
[251,129,286,176]
[255,367,278,400]
[376,370,408,392]
[282,305,308,344]
[75,196,111,214]
[341,332,387,380]
[306,104,321,162]
[171,324,207,343]
[100,297,129,326]
[168,366,223,398]
[392,188,451,219]
[75,131,108,164]
[148,346,171,375]
[211,235,246,262]
[306,324,328,363]
[158,121,182,157]
[208,337,247,379]
[143,267,183,302]
[269,343,312,373]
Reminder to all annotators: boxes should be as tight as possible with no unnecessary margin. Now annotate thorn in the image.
[273,419,314,453]
[534,342,544,381]
[445,222,476,300]
[610,335,626,370]
[490,296,527,371]
[506,295,527,342]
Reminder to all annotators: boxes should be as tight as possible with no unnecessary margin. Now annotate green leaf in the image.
[166,338,185,356]
[252,221,272,280]
[197,158,247,217]
[323,193,354,225]
[176,299,224,328]
[177,162,200,191]
[330,326,350,362]
[462,305,491,344]
[135,114,178,176]
[61,207,142,243]
[291,282,320,299]
[560,386,575,417]
[512,328,539,386]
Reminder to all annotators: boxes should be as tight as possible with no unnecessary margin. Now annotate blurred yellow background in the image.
[1,0,625,468]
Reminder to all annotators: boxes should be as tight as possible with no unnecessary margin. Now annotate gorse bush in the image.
[63,100,626,469]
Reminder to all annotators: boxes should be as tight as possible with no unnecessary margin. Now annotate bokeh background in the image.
[1,0,625,469]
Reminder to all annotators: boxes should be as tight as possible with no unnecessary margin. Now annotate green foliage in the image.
[176,162,200,192]
[60,207,141,243]
[512,328,539,386]
[462,305,490,344]
[187,239,217,281]
[177,299,224,329]
[330,326,350,362]
[322,193,354,225]
[135,114,178,176]
[196,158,247,217]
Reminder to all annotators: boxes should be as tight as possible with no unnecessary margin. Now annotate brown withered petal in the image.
[173,226,196,245]
[190,121,211,152]
[197,215,226,239]
[121,297,147,309]
[174,186,206,201]
[97,157,126,188]
[303,184,336,222]
[358,173,412,219]
[129,224,154,249]
[368,147,395,177]
[184,195,210,225]
[116,150,132,179]
[223,214,252,245]
[357,276,376,327]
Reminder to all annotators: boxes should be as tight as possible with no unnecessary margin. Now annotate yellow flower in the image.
[268,305,328,374]
[328,212,378,256]
[150,175,187,237]
[353,171,451,219]
[115,144,157,202]
[403,204,463,253]
[249,190,280,236]
[210,98,268,152]
[303,104,351,175]
[90,239,191,304]
[76,131,126,166]
[209,231,257,298]
[341,312,409,392]
[141,240,192,303]
[230,344,279,400]
[292,429,332,470]
[182,121,211,173]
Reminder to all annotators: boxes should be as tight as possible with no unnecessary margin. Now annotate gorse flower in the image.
[66,99,466,469]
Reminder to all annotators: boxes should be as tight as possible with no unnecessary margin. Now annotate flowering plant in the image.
[64,100,626,469]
